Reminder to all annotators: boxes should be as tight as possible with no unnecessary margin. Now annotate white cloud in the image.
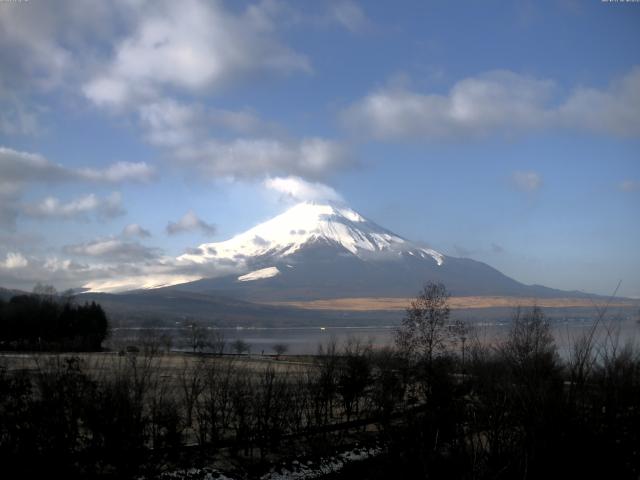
[138,99,275,148]
[0,146,154,188]
[0,242,242,293]
[0,146,71,186]
[166,211,216,236]
[264,176,343,203]
[0,1,308,140]
[558,67,640,137]
[512,171,542,192]
[134,98,349,180]
[0,249,199,293]
[1,252,28,270]
[83,0,310,109]
[0,4,72,92]
[0,1,343,183]
[122,223,151,238]
[343,70,554,139]
[331,1,370,33]
[0,254,109,292]
[23,192,125,220]
[78,161,155,183]
[174,137,349,180]
[0,1,135,135]
[343,67,640,140]
[64,238,159,262]
[138,100,205,148]
[0,146,154,226]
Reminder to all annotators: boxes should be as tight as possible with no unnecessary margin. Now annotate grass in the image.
[264,296,639,311]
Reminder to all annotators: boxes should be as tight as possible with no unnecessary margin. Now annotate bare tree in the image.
[138,329,163,356]
[179,357,205,431]
[338,337,372,422]
[185,321,210,353]
[315,339,339,425]
[501,306,557,372]
[567,281,621,405]
[396,282,452,364]
[272,343,288,358]
[195,359,236,445]
[210,330,226,356]
[232,339,250,355]
[449,318,471,368]
[159,332,173,354]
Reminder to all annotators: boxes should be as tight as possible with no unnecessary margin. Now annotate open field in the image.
[0,351,316,376]
[265,296,640,311]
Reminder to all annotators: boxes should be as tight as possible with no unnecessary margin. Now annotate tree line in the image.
[0,284,109,351]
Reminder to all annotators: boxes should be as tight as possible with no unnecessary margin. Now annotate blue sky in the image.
[0,0,638,297]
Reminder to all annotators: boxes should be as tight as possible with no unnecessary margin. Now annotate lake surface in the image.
[110,317,640,357]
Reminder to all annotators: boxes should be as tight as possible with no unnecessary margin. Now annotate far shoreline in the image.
[264,295,640,311]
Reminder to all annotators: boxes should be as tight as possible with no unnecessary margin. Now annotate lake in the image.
[110,317,640,358]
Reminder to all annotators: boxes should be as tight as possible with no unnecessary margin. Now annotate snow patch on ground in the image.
[261,445,382,480]
[237,266,280,282]
[140,444,382,480]
[421,248,444,265]
[141,467,235,480]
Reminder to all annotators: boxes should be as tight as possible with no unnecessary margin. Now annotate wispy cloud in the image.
[512,171,543,192]
[135,99,349,180]
[138,99,277,148]
[22,192,125,221]
[64,238,160,262]
[122,223,151,238]
[0,146,154,187]
[0,254,98,292]
[0,146,73,187]
[171,137,350,181]
[166,211,216,236]
[619,180,640,192]
[0,146,153,227]
[78,162,155,183]
[342,67,640,140]
[330,1,370,33]
[264,176,343,203]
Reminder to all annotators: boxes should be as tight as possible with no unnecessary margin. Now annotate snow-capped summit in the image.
[178,201,444,266]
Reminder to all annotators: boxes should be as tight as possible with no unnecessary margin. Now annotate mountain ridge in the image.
[161,201,595,302]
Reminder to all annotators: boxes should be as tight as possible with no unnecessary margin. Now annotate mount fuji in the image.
[165,202,579,301]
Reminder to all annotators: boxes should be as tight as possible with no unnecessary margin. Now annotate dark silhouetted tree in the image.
[396,282,451,364]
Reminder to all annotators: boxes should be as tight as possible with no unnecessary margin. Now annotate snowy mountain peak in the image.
[178,201,444,266]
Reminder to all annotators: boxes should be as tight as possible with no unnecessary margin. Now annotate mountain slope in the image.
[169,202,585,301]
[178,202,443,266]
